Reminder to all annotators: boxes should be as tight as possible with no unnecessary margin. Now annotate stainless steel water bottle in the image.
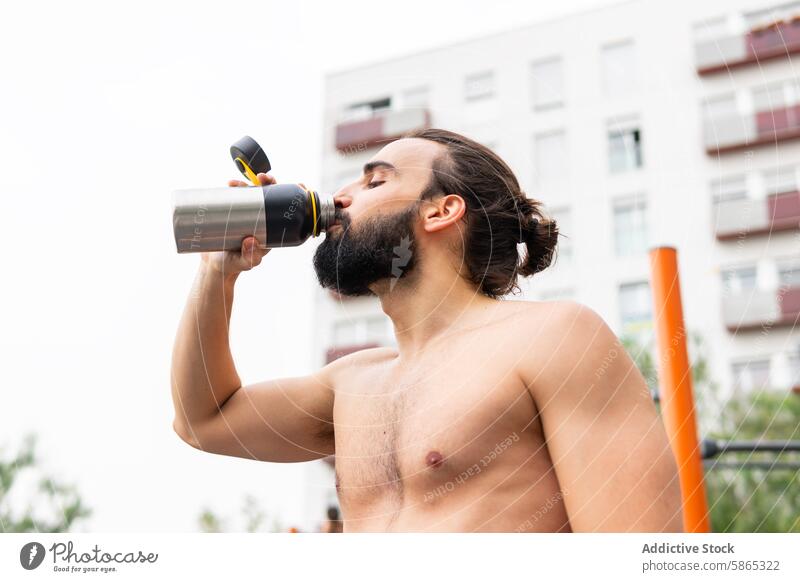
[172,183,336,253]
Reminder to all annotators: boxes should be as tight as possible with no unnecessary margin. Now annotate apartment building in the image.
[297,0,800,531]
[313,0,800,403]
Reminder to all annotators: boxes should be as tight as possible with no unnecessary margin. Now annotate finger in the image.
[242,235,267,256]
[257,173,277,185]
[241,241,266,269]
[239,238,256,267]
[298,183,307,190]
[241,236,258,255]
[228,179,249,187]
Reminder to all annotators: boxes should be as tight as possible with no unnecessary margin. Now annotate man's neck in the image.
[373,260,501,359]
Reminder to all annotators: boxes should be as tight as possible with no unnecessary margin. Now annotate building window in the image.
[600,40,637,97]
[332,320,358,346]
[752,79,800,114]
[702,94,738,120]
[608,120,643,173]
[549,206,572,262]
[402,86,429,110]
[532,130,568,186]
[721,265,758,295]
[464,71,495,102]
[331,315,388,347]
[342,96,392,121]
[539,288,574,302]
[364,316,388,343]
[778,260,800,287]
[711,175,748,204]
[618,281,652,331]
[530,57,564,110]
[732,359,772,392]
[763,166,798,196]
[753,81,789,112]
[613,197,648,256]
[691,17,728,42]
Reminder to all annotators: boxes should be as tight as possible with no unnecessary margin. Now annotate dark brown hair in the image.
[405,128,559,298]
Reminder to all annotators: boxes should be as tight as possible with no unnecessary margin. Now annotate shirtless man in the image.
[171,128,683,532]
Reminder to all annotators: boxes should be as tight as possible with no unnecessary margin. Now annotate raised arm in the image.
[521,302,683,532]
[170,173,335,462]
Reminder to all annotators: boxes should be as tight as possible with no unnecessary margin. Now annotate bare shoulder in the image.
[500,299,609,339]
[509,300,623,387]
[318,345,399,392]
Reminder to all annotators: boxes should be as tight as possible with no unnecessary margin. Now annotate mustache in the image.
[331,210,351,230]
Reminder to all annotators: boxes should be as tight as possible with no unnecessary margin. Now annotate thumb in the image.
[257,173,277,185]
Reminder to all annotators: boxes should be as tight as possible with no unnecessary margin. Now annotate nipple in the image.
[426,450,444,468]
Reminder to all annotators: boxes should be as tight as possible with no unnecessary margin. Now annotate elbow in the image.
[173,418,202,450]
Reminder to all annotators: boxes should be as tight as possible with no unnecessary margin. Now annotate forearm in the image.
[171,263,242,431]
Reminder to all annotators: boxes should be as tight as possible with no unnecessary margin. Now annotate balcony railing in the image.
[703,106,800,154]
[722,285,800,332]
[695,17,800,75]
[335,108,430,153]
[714,191,800,240]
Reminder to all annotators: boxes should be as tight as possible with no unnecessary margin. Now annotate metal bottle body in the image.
[172,183,334,253]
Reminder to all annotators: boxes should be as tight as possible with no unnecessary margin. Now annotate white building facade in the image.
[314,0,800,428]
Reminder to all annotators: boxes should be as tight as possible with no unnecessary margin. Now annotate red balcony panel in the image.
[325,342,380,364]
[335,109,431,153]
[752,106,800,146]
[747,29,778,55]
[699,19,800,75]
[748,23,787,55]
[768,191,800,231]
[335,117,383,152]
[746,20,800,59]
[755,108,790,135]
[778,287,800,324]
[785,19,800,44]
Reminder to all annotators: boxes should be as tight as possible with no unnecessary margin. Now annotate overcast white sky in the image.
[0,0,617,531]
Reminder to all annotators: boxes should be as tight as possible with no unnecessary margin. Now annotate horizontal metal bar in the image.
[704,460,800,471]
[701,439,800,459]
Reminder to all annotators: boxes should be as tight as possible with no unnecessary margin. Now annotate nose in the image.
[333,190,352,209]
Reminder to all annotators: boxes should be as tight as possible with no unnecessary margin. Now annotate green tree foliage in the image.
[0,434,90,532]
[197,494,283,532]
[704,391,800,532]
[621,332,800,532]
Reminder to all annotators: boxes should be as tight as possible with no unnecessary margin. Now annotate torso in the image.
[329,301,572,532]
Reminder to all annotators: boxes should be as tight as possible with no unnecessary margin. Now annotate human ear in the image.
[421,194,466,234]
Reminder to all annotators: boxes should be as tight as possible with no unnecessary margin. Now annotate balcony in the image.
[714,191,800,240]
[325,343,380,364]
[703,106,800,154]
[335,108,430,153]
[722,285,800,332]
[695,17,800,75]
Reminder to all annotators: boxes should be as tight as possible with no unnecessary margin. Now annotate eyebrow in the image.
[362,160,398,175]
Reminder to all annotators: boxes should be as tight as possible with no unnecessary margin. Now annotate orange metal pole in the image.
[649,246,710,533]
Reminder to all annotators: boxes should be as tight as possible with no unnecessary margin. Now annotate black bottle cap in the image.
[230,135,271,177]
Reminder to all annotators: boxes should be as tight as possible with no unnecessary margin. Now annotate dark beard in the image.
[313,203,419,297]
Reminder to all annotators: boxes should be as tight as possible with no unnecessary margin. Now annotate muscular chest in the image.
[332,354,539,507]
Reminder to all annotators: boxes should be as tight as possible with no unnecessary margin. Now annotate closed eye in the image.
[366,180,385,189]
